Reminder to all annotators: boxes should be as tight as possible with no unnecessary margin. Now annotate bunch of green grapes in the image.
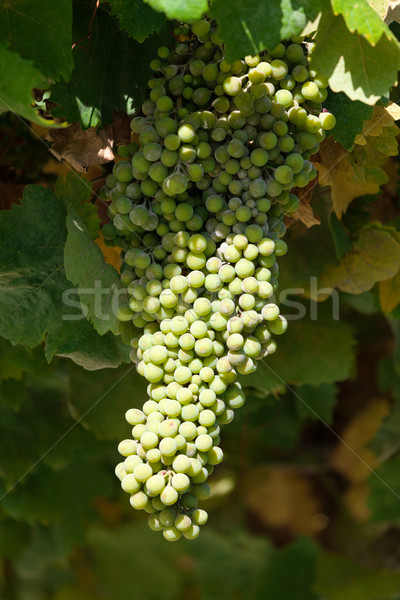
[104,19,335,541]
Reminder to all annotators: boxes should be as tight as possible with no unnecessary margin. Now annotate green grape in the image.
[133,463,153,482]
[115,161,133,182]
[160,149,178,170]
[130,491,149,510]
[113,30,332,538]
[301,81,319,100]
[320,112,336,130]
[274,165,293,184]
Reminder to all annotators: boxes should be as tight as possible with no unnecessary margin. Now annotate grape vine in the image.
[102,19,335,541]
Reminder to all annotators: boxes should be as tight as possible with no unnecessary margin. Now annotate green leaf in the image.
[55,173,100,239]
[0,184,127,370]
[107,0,166,42]
[314,551,400,600]
[389,319,400,376]
[0,462,114,524]
[44,319,130,370]
[0,0,73,80]
[331,0,394,44]
[329,212,352,259]
[324,90,374,150]
[231,393,303,450]
[51,4,169,128]
[0,518,30,559]
[311,11,400,104]
[295,383,337,424]
[86,524,269,600]
[341,289,381,313]
[277,205,339,292]
[210,0,321,62]
[245,306,356,390]
[368,453,400,522]
[253,537,318,600]
[319,224,400,294]
[144,0,208,20]
[370,404,400,460]
[68,363,146,440]
[0,338,39,382]
[0,378,26,409]
[0,369,110,485]
[64,205,122,336]
[0,44,50,125]
[0,185,69,348]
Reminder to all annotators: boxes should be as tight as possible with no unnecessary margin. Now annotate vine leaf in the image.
[366,0,400,24]
[314,139,386,218]
[68,363,146,441]
[277,215,339,291]
[0,44,51,126]
[329,212,352,259]
[246,306,356,390]
[144,0,208,21]
[0,185,127,369]
[379,271,400,313]
[50,4,169,129]
[330,397,389,482]
[323,91,374,150]
[95,233,122,271]
[368,452,400,521]
[318,225,400,294]
[64,205,124,337]
[291,181,320,228]
[331,0,395,45]
[311,11,400,104]
[55,172,100,240]
[0,185,69,348]
[356,102,400,142]
[0,0,73,81]
[48,123,115,172]
[107,0,166,42]
[314,105,399,217]
[210,0,321,62]
[0,339,39,383]
[44,320,129,369]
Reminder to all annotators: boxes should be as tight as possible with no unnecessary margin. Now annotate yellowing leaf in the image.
[386,100,400,120]
[330,397,390,483]
[243,466,326,537]
[367,0,400,23]
[379,271,400,312]
[318,225,400,294]
[361,104,400,137]
[315,139,387,218]
[315,105,399,217]
[95,232,122,272]
[343,483,371,522]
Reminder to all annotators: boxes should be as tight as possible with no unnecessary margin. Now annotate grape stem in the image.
[72,0,100,51]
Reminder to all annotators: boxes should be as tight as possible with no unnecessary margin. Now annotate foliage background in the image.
[2,0,400,598]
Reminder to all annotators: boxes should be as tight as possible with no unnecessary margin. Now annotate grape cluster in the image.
[105,19,335,541]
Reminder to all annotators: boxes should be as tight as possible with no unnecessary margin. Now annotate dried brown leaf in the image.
[291,181,320,228]
[47,123,115,172]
